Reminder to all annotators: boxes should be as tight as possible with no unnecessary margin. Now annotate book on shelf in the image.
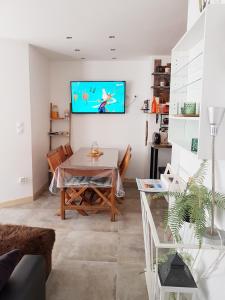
[136,178,167,193]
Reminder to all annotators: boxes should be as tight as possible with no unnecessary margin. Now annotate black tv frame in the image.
[70,80,126,114]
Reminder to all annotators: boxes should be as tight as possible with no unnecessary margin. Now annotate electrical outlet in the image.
[18,177,29,184]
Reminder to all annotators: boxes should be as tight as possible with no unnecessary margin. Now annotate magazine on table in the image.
[136,178,168,193]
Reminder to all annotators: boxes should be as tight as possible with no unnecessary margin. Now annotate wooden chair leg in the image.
[66,187,89,216]
[111,170,116,222]
[61,188,65,220]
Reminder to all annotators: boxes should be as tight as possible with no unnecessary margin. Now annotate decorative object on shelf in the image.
[152,132,161,145]
[156,97,160,113]
[158,252,197,300]
[160,103,169,114]
[191,138,198,153]
[51,104,59,119]
[151,96,157,113]
[184,102,196,115]
[159,252,197,287]
[199,0,211,12]
[154,160,225,245]
[160,80,165,87]
[156,65,165,73]
[162,117,169,125]
[64,110,70,119]
[142,99,150,112]
[203,106,225,245]
[141,99,152,113]
[160,129,168,144]
[165,66,171,74]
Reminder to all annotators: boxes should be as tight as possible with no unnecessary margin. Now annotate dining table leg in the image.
[61,188,65,220]
[111,170,116,222]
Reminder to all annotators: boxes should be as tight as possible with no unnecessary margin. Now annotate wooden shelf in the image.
[152,72,170,76]
[49,132,69,137]
[50,117,69,121]
[49,102,71,151]
[141,109,169,115]
[150,142,172,149]
[151,85,170,90]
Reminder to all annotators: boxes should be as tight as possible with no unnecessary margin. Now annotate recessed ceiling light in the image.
[108,35,115,39]
[74,49,80,52]
[66,36,72,39]
[110,48,116,51]
[112,57,117,60]
[81,57,86,60]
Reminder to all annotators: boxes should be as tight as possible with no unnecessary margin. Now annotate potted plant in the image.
[154,160,225,245]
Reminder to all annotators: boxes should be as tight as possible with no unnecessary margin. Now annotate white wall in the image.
[50,58,171,179]
[29,46,50,195]
[0,39,33,202]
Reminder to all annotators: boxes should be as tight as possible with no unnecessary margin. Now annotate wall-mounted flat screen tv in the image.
[70,81,126,114]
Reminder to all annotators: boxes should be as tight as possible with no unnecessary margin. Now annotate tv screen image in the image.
[70,81,126,114]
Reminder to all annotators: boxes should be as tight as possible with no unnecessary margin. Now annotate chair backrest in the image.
[119,145,132,181]
[56,145,67,162]
[64,143,73,157]
[47,150,62,173]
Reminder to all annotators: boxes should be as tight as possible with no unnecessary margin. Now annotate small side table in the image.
[150,143,172,179]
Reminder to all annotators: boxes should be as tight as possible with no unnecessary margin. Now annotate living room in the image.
[0,1,225,300]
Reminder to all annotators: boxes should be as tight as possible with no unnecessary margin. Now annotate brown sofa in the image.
[0,224,55,278]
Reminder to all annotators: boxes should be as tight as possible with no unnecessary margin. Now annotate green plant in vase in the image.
[154,160,225,245]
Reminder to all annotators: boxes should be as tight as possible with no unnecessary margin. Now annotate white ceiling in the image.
[0,0,188,60]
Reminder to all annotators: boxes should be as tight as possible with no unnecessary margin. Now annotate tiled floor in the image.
[0,185,148,300]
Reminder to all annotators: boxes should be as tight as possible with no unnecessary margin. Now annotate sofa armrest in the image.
[0,255,46,300]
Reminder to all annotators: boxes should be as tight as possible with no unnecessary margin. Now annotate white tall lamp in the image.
[206,106,225,241]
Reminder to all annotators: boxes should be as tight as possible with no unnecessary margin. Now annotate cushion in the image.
[0,225,55,278]
[0,249,22,291]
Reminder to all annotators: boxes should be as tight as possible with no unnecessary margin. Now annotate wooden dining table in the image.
[57,147,121,221]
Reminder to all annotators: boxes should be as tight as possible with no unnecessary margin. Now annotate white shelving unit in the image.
[140,191,225,300]
[169,4,225,159]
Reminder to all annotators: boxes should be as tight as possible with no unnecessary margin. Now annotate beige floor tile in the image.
[57,230,119,262]
[47,260,117,300]
[116,263,148,300]
[71,212,119,232]
[118,233,145,264]
[118,212,143,234]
